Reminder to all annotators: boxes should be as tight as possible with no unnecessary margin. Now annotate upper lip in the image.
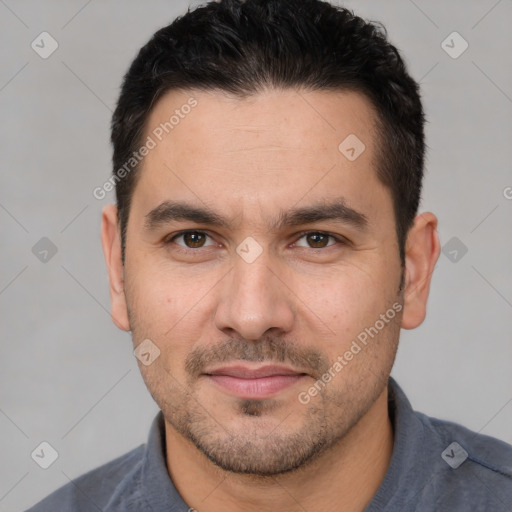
[204,365,306,379]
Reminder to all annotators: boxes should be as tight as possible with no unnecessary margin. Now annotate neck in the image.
[165,386,393,512]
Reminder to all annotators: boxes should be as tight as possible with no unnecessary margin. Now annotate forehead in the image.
[132,87,391,228]
[145,87,379,161]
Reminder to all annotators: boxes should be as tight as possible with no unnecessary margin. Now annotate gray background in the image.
[1,0,511,510]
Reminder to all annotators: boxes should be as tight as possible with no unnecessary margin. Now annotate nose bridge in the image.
[233,251,275,306]
[214,246,295,340]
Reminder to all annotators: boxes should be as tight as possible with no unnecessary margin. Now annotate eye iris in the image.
[184,232,206,248]
[307,233,329,248]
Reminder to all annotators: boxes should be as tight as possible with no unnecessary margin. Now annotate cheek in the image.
[292,265,385,336]
[127,257,222,360]
[127,273,174,325]
[128,260,183,313]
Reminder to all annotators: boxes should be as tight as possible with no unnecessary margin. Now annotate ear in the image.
[401,212,441,330]
[101,204,130,331]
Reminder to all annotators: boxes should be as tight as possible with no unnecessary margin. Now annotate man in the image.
[27,0,512,510]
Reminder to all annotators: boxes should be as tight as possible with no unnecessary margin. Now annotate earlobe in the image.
[101,204,131,331]
[401,212,441,330]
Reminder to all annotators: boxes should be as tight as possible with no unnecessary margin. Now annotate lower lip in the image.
[207,374,305,399]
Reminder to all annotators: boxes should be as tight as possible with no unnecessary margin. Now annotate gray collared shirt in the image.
[25,378,512,511]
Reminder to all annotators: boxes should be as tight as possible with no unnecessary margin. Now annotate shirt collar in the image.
[138,410,191,511]
[364,376,429,510]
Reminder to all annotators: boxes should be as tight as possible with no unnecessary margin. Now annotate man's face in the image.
[115,88,406,475]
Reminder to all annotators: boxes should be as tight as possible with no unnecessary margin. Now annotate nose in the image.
[214,250,295,341]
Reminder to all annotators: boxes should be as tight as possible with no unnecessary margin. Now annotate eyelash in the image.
[165,230,348,251]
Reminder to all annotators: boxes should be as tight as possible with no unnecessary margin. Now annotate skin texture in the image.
[102,88,440,512]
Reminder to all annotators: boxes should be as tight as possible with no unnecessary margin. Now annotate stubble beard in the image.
[125,269,404,476]
[130,326,400,477]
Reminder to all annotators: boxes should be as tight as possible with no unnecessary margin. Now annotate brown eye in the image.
[170,231,214,249]
[295,232,338,249]
[306,233,330,248]
[183,232,206,248]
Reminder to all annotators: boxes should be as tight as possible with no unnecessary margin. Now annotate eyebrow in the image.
[144,199,369,232]
[271,199,368,232]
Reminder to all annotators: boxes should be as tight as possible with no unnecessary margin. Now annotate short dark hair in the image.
[111,0,425,266]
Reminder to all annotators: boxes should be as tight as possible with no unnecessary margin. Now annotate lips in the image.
[204,365,307,399]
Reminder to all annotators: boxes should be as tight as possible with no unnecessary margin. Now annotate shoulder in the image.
[384,379,512,511]
[24,444,145,512]
[415,409,512,509]
[426,412,512,475]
